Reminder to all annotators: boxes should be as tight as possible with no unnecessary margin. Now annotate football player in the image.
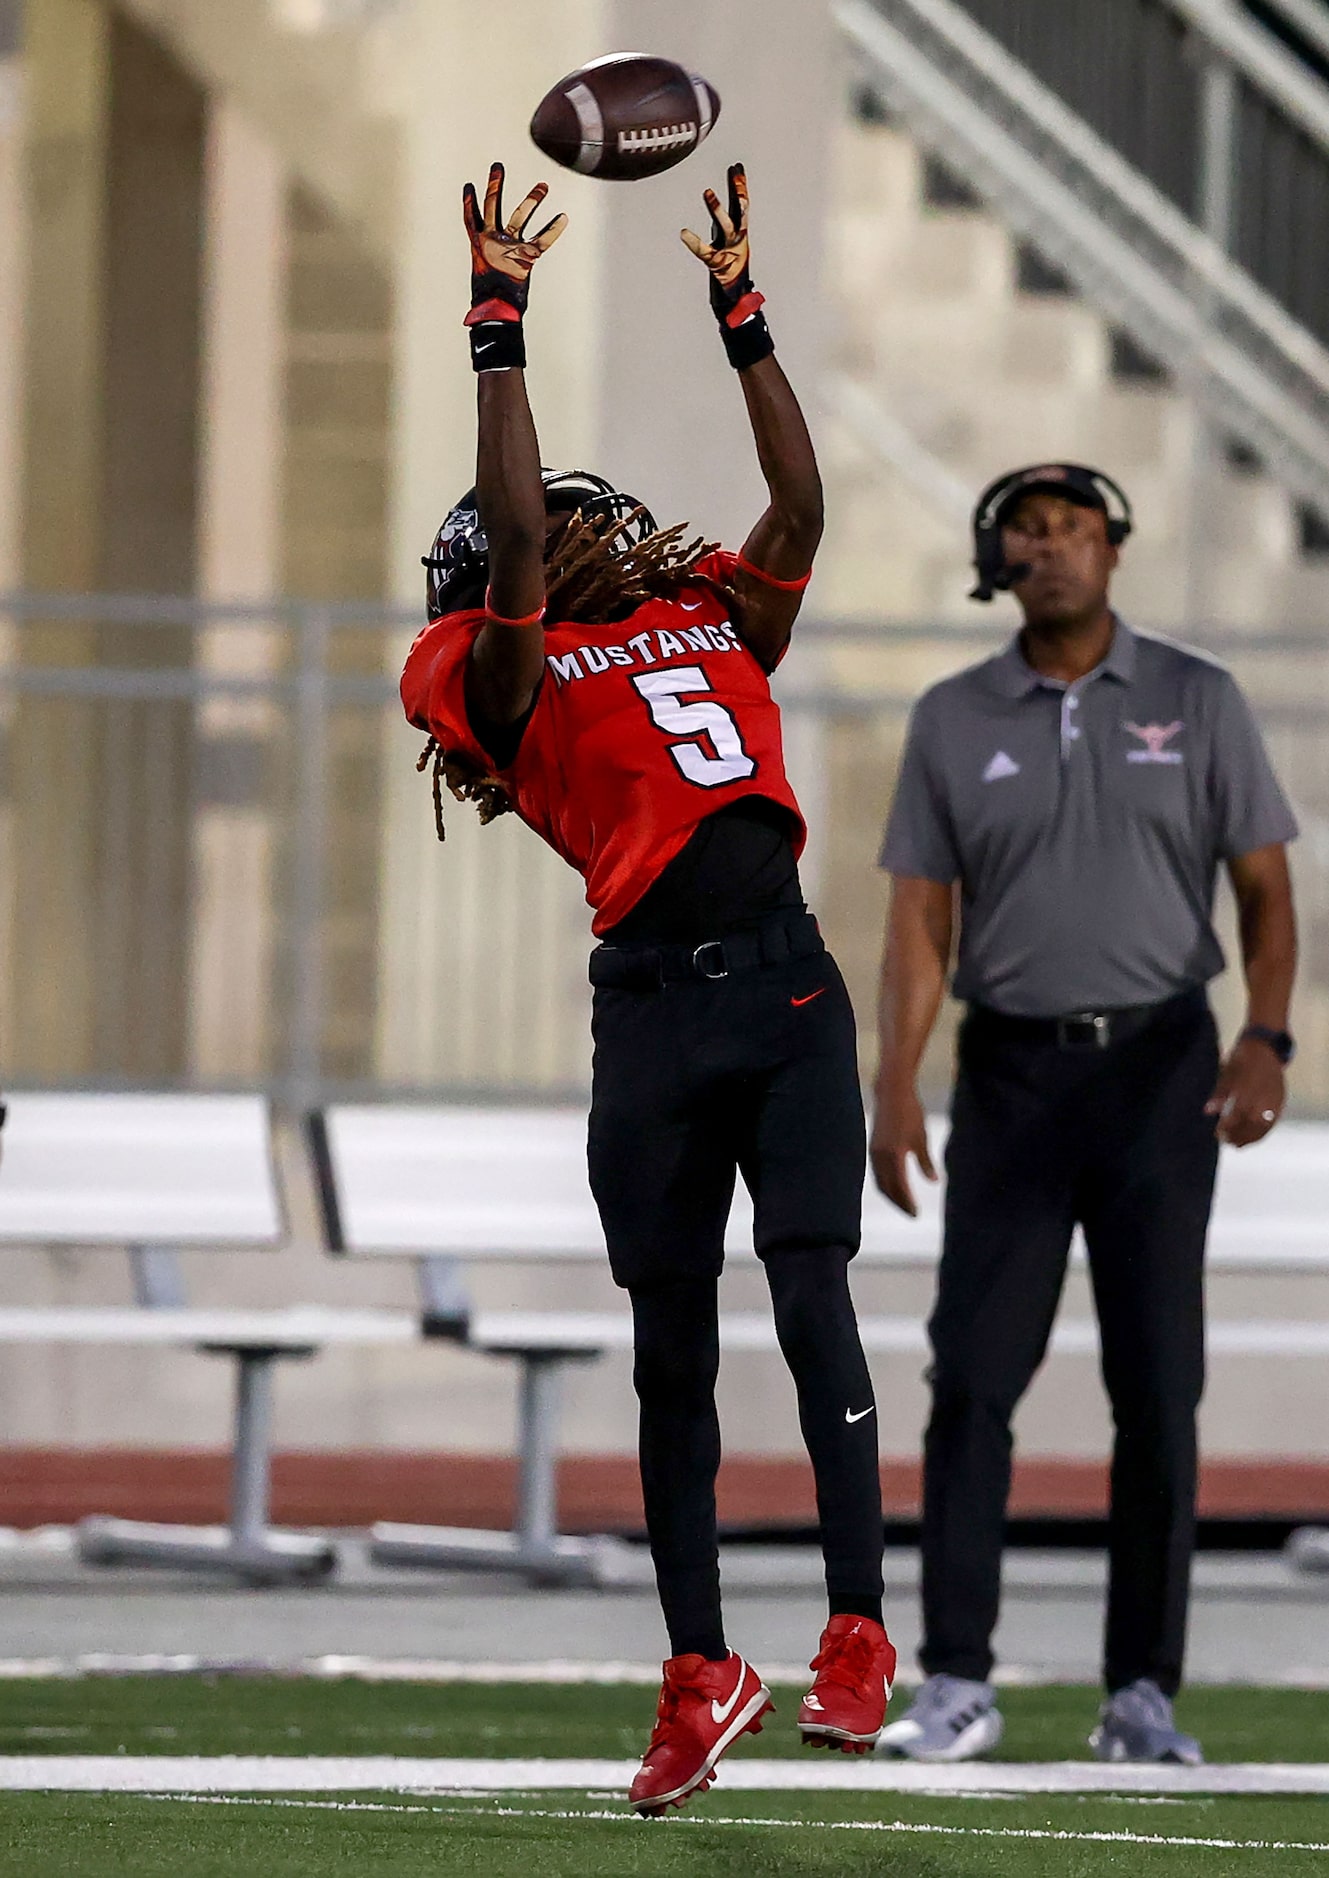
[402,161,895,1815]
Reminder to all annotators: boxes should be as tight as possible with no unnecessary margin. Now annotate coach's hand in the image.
[462,161,567,327]
[870,1085,938,1217]
[1205,1034,1285,1147]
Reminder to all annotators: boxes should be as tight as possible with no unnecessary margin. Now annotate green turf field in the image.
[0,1678,1325,1877]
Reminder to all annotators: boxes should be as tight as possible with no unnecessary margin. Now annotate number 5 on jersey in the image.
[632,665,758,788]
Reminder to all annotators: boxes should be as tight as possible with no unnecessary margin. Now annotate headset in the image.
[423,469,658,619]
[969,463,1133,602]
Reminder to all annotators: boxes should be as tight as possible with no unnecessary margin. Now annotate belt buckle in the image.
[1057,1011,1110,1050]
[692,940,729,981]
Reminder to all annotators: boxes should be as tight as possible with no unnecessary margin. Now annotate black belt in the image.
[966,985,1207,1051]
[590,910,823,991]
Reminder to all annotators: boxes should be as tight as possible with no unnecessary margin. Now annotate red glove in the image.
[462,161,567,371]
[681,162,774,370]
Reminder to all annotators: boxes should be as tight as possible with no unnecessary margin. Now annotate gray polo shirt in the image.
[879,619,1298,1016]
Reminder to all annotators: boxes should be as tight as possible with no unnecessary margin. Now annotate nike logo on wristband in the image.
[710,1663,746,1725]
[845,1406,875,1425]
[791,990,826,1008]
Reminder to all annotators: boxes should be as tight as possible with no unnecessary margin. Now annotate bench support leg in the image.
[515,1355,561,1561]
[230,1351,276,1550]
[370,1347,634,1588]
[77,1346,336,1586]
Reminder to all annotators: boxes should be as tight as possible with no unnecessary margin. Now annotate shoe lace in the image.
[809,1627,877,1692]
[646,1662,714,1752]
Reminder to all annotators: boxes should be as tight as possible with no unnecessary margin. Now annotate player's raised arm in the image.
[463,162,567,725]
[682,163,823,672]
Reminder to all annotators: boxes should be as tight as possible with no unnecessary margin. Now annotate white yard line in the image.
[1,1654,1327,1689]
[2,1755,1327,1795]
[116,1793,1329,1854]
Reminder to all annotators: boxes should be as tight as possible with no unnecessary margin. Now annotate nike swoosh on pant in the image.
[791,990,826,1008]
[845,1406,875,1424]
[711,1665,746,1725]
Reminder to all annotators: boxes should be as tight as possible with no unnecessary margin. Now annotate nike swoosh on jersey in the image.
[710,1662,747,1725]
[845,1406,875,1424]
[791,989,826,1007]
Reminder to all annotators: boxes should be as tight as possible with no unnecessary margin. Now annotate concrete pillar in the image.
[281,181,395,1083]
[372,0,837,1087]
[93,11,205,1077]
[374,0,605,1088]
[10,0,110,1074]
[11,2,206,1079]
[0,25,22,594]
[0,16,25,1070]
[595,2,839,892]
[188,101,286,1082]
[595,0,837,547]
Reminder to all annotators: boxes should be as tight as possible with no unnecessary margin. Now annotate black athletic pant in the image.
[588,944,884,1660]
[921,989,1220,1697]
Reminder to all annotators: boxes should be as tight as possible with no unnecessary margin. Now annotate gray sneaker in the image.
[1090,1679,1203,1765]
[875,1673,1004,1761]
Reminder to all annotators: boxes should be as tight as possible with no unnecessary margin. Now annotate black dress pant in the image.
[921,989,1220,1697]
[587,943,884,1658]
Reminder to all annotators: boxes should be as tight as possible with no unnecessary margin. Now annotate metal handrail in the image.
[838,0,1329,516]
[11,590,1329,653]
[842,0,1329,400]
[1172,0,1329,152]
[1260,0,1329,69]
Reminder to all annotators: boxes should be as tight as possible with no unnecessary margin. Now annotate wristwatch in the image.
[1241,1023,1296,1065]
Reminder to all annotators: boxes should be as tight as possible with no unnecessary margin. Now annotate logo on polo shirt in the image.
[1124,721,1184,765]
[983,750,1021,783]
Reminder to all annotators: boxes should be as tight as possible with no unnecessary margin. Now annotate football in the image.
[530,53,721,181]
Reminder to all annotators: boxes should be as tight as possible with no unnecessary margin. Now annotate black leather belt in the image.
[966,985,1207,1051]
[590,910,823,992]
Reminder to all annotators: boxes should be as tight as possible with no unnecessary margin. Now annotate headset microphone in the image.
[968,464,1132,603]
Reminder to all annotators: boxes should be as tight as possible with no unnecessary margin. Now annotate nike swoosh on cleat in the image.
[711,1665,747,1726]
[845,1406,875,1424]
[791,990,826,1007]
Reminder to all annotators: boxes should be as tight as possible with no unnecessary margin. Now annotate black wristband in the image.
[469,319,526,374]
[1241,1022,1296,1065]
[720,308,775,371]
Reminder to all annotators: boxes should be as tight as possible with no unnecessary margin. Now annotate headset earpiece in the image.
[969,463,1132,602]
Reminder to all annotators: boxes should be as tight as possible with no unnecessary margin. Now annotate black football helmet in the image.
[423,469,657,618]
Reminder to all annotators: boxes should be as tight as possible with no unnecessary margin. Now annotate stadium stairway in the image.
[820,112,1329,631]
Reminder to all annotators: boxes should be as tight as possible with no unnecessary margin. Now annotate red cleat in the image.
[629,1651,773,1816]
[798,1614,897,1752]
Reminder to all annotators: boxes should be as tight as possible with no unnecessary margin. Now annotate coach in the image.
[871,464,1298,1765]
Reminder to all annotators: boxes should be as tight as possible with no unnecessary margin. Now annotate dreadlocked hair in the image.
[415,737,512,843]
[417,506,727,840]
[544,506,722,624]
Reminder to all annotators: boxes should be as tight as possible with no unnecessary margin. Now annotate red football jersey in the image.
[400,550,806,933]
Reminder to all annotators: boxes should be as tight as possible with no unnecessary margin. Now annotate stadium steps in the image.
[822,118,1329,630]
